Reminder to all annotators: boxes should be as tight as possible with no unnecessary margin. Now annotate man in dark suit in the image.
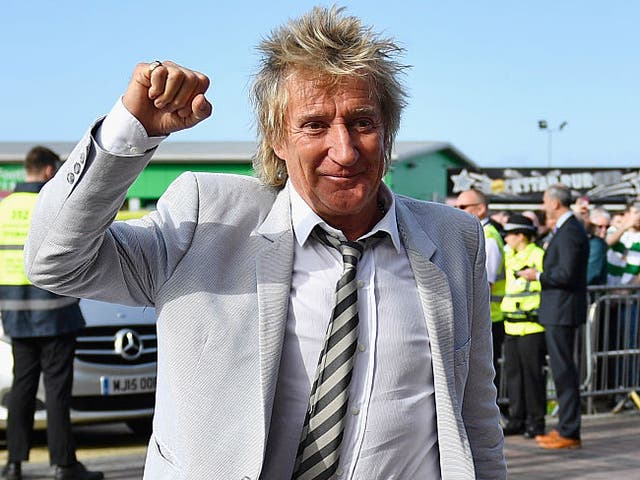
[519,183,589,449]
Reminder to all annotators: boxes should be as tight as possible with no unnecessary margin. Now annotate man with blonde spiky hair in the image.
[25,6,505,479]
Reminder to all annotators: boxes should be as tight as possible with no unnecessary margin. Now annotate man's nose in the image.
[328,124,358,165]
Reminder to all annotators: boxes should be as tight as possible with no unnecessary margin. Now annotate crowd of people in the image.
[490,193,640,290]
[457,185,640,452]
[457,185,589,450]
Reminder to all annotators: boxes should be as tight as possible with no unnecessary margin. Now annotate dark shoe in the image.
[524,427,545,439]
[1,462,22,480]
[502,421,525,436]
[522,428,544,440]
[54,462,104,480]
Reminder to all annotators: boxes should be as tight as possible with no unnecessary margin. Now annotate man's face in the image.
[274,73,386,233]
[626,206,640,230]
[590,216,610,239]
[542,191,558,221]
[456,190,486,219]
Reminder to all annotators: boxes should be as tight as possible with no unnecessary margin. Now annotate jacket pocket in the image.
[453,338,471,407]
[454,337,471,366]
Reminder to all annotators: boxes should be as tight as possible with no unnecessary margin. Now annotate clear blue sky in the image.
[2,0,638,168]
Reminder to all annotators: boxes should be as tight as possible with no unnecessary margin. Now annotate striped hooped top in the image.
[607,229,640,285]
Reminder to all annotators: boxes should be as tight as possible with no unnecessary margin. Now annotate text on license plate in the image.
[100,375,156,395]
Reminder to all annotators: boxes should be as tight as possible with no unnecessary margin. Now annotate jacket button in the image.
[79,152,86,164]
[66,172,75,184]
[74,162,81,174]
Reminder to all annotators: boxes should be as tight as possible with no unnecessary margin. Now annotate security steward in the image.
[456,189,506,392]
[0,147,103,480]
[500,214,547,439]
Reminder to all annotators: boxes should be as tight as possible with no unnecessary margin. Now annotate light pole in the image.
[538,120,568,167]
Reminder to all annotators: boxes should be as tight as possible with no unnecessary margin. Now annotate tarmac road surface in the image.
[0,423,146,479]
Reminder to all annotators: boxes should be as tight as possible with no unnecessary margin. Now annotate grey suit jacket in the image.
[24,126,505,480]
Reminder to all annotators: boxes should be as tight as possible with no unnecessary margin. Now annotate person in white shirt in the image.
[24,6,505,480]
[455,189,506,394]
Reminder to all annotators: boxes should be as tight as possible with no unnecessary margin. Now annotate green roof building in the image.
[0,141,476,205]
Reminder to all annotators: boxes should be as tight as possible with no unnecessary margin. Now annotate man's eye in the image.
[302,122,325,132]
[352,119,375,131]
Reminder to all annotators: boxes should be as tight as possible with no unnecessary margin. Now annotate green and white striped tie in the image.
[292,227,367,480]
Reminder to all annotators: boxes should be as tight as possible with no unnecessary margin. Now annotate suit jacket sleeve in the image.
[24,121,198,307]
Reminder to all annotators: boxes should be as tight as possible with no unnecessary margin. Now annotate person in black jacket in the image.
[0,147,103,480]
[518,183,589,450]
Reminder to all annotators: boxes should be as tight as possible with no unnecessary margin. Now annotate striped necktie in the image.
[291,227,367,480]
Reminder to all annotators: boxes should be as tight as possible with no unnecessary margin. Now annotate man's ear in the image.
[478,203,488,218]
[272,141,286,161]
[44,164,56,181]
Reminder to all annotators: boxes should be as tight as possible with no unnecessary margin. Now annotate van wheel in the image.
[126,418,153,437]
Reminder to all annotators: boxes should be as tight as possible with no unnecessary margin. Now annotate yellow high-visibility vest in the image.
[484,222,506,323]
[0,192,39,286]
[501,242,545,336]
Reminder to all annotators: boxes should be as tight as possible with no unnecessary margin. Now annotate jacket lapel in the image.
[254,185,294,441]
[395,202,472,472]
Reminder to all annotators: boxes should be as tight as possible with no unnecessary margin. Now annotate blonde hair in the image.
[250,5,409,188]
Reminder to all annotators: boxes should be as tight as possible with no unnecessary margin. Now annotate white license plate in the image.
[100,375,156,395]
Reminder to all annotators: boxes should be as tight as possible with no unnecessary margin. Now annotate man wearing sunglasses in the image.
[456,189,506,395]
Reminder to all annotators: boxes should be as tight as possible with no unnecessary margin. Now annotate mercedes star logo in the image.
[114,328,143,360]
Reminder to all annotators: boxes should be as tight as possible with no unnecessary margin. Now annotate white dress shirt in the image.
[99,99,441,479]
[555,210,573,231]
[481,218,502,285]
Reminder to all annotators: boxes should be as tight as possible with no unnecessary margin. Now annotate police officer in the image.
[0,147,103,480]
[500,214,547,439]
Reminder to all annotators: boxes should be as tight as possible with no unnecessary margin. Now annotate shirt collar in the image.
[555,210,574,230]
[289,180,401,252]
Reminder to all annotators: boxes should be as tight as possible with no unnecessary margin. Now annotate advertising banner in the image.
[448,167,640,203]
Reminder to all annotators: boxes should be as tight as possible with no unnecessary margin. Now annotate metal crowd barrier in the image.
[582,284,640,413]
[497,284,640,416]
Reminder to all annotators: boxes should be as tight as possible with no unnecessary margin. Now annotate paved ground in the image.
[505,410,640,479]
[2,411,640,478]
[0,424,146,479]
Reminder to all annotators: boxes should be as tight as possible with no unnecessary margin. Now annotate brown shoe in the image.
[535,429,560,443]
[538,433,581,449]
